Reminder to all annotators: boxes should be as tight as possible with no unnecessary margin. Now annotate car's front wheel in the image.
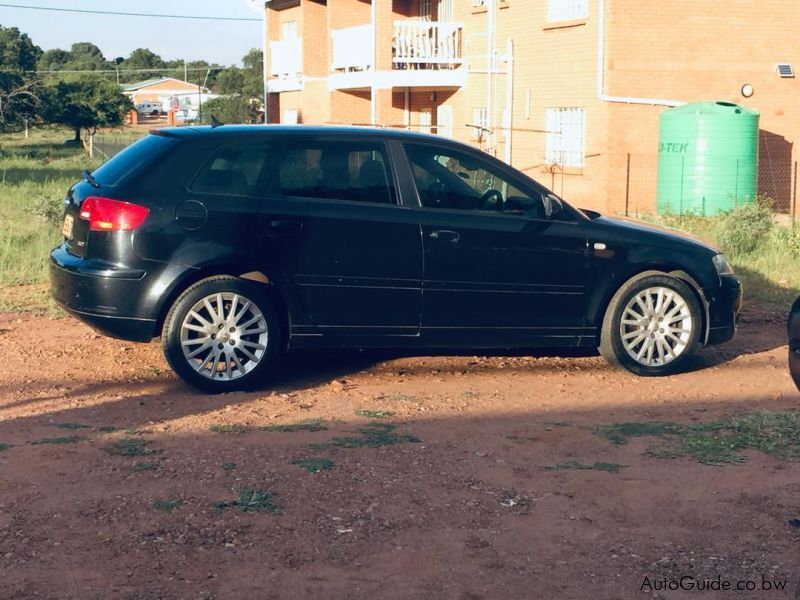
[162,276,283,392]
[599,273,701,376]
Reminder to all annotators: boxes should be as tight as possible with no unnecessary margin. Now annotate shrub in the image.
[24,194,64,224]
[717,195,774,255]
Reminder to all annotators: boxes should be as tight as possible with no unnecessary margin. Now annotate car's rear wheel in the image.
[162,276,282,392]
[599,273,701,376]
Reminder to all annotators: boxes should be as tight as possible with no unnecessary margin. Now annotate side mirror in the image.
[543,194,564,219]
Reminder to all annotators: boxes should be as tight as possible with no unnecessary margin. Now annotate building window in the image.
[282,109,298,124]
[546,107,585,167]
[548,0,588,22]
[471,107,488,141]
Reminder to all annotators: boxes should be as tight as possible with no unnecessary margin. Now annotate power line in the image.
[0,3,261,22]
[35,67,227,74]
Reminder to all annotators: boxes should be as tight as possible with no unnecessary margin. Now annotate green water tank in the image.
[656,101,759,215]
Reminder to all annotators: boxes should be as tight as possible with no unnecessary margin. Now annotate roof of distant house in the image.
[122,77,205,92]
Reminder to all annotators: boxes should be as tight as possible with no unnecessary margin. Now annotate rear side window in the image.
[276,141,395,204]
[92,134,178,186]
[191,144,272,196]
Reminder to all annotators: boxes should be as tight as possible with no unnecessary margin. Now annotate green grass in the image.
[213,489,283,514]
[133,461,160,471]
[643,212,800,312]
[220,462,237,471]
[596,411,800,465]
[354,410,395,419]
[0,127,143,313]
[152,499,181,512]
[0,443,9,452]
[260,418,330,432]
[544,461,626,473]
[52,422,90,430]
[209,423,251,434]
[32,435,81,445]
[291,457,335,473]
[104,437,156,456]
[310,422,420,450]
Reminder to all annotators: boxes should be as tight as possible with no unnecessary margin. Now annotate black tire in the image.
[151,109,160,116]
[599,272,702,376]
[162,276,283,392]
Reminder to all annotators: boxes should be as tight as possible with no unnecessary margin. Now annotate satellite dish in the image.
[245,0,266,13]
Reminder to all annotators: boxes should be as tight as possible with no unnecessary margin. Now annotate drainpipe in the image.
[263,1,270,123]
[370,0,377,125]
[504,38,513,165]
[596,0,683,107]
[484,0,496,151]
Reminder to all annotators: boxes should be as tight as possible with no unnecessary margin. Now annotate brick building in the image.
[261,0,800,214]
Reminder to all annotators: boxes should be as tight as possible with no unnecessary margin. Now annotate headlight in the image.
[712,253,734,276]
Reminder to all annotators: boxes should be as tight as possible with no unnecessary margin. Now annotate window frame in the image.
[265,137,402,207]
[545,107,586,168]
[547,0,588,22]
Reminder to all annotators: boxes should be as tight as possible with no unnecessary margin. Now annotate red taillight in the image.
[78,197,150,232]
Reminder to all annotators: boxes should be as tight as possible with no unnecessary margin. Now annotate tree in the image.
[65,42,111,71]
[241,48,264,100]
[119,47,164,80]
[42,77,132,141]
[202,95,259,124]
[38,48,70,71]
[0,26,42,131]
[214,66,244,95]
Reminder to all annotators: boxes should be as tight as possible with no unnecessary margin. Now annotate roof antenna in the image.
[210,115,223,128]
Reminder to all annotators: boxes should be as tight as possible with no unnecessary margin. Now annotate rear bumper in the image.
[50,244,157,342]
[705,274,743,346]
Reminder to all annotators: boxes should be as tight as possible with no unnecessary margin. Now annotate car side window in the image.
[404,143,547,218]
[191,144,272,196]
[277,142,395,204]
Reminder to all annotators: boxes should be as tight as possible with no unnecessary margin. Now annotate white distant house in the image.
[122,77,220,120]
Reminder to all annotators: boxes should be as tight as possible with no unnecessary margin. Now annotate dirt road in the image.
[0,307,798,599]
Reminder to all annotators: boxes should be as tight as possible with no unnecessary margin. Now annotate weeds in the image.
[213,489,283,514]
[105,437,156,456]
[53,423,90,430]
[291,457,334,473]
[311,423,420,450]
[209,423,251,434]
[220,462,237,471]
[355,410,395,419]
[32,436,81,445]
[544,461,626,473]
[0,443,9,452]
[152,499,181,513]
[717,195,774,255]
[133,462,160,471]
[260,419,329,432]
[596,411,800,465]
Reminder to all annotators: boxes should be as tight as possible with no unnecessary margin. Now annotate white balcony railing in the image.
[331,24,373,71]
[393,21,463,66]
[269,37,302,78]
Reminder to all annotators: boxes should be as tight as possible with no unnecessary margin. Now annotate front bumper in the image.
[705,274,743,345]
[50,244,157,342]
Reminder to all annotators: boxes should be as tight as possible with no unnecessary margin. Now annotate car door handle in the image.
[268,220,303,235]
[429,229,460,244]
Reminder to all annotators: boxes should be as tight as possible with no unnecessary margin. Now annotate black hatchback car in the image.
[50,125,742,392]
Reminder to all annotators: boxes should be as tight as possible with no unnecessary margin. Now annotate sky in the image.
[0,0,264,65]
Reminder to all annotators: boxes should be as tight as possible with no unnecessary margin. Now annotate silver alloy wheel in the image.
[179,292,268,381]
[620,286,693,367]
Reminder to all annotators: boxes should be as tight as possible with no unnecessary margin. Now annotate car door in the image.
[258,137,422,339]
[399,141,590,346]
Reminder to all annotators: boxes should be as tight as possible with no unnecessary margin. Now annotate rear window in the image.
[190,144,273,196]
[92,134,178,186]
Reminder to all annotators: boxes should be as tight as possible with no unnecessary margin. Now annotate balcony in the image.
[328,20,466,91]
[268,37,303,92]
[393,20,463,67]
